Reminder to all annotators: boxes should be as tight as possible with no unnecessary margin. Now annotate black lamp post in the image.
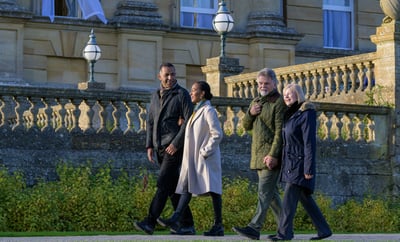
[83,29,101,83]
[212,0,234,57]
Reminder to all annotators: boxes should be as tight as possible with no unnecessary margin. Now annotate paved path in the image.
[0,233,399,241]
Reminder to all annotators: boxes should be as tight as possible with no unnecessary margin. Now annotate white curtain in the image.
[323,10,351,49]
[41,0,107,24]
[77,0,107,24]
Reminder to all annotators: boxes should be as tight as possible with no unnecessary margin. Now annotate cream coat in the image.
[175,100,223,195]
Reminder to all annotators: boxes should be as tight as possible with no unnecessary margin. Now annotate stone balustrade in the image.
[225,52,377,103]
[0,85,389,145]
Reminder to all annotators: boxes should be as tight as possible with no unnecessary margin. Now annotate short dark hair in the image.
[159,63,175,71]
[195,81,213,100]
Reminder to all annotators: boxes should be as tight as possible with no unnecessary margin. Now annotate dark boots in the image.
[157,193,192,231]
[203,192,224,236]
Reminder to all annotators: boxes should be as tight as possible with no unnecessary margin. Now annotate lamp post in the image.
[212,0,234,57]
[83,29,101,83]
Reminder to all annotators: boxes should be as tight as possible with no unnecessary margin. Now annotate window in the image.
[42,0,107,24]
[323,0,353,50]
[180,0,218,29]
[55,0,80,18]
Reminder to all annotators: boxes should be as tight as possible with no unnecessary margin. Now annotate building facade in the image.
[0,0,383,91]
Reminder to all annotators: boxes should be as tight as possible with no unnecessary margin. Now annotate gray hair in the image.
[257,68,278,85]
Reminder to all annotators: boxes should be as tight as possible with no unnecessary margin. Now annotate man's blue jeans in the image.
[248,168,282,231]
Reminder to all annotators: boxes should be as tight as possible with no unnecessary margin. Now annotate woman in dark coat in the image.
[268,84,332,241]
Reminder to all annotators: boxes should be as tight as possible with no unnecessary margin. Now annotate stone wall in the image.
[0,126,393,206]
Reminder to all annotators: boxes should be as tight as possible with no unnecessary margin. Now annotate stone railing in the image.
[225,52,377,102]
[0,85,390,145]
[0,85,392,203]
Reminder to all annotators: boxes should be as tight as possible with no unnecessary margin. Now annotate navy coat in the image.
[281,101,316,192]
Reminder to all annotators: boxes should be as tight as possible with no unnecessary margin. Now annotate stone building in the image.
[0,0,383,90]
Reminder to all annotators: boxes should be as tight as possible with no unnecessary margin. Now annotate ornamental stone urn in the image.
[380,0,400,23]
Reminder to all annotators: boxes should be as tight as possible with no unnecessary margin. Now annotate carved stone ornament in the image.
[380,0,400,23]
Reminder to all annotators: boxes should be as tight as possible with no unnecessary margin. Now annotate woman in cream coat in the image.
[157,81,224,236]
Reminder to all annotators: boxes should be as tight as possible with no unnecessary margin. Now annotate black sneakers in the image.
[134,220,154,235]
[232,226,260,240]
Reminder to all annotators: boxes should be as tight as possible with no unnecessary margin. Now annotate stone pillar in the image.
[370,0,400,197]
[201,57,244,97]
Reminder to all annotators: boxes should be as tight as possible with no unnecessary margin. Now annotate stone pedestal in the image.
[201,57,244,97]
[370,19,400,196]
[78,81,106,90]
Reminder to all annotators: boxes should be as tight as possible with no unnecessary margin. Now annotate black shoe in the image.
[232,226,260,240]
[268,234,277,239]
[310,232,332,240]
[203,224,224,236]
[172,225,196,235]
[134,220,154,235]
[156,217,179,230]
[267,235,290,241]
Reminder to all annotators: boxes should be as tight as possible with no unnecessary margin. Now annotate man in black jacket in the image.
[134,63,195,235]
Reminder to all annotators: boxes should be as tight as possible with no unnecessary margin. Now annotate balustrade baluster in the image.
[349,64,357,92]
[137,102,147,134]
[55,98,69,133]
[326,68,333,97]
[97,100,108,133]
[311,70,319,99]
[365,61,374,91]
[244,81,251,98]
[239,82,245,98]
[69,99,82,133]
[250,79,257,98]
[123,101,136,135]
[342,65,349,94]
[27,97,41,131]
[304,71,311,99]
[2,96,15,129]
[40,97,54,132]
[318,69,326,99]
[82,99,96,134]
[110,100,123,135]
[12,96,25,131]
[366,116,375,142]
[232,83,238,98]
[335,112,344,141]
[277,75,284,93]
[298,72,305,90]
[334,67,341,95]
[355,114,365,142]
[344,113,355,141]
[356,63,365,92]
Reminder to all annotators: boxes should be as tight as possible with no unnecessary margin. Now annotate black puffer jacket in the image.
[146,84,193,151]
